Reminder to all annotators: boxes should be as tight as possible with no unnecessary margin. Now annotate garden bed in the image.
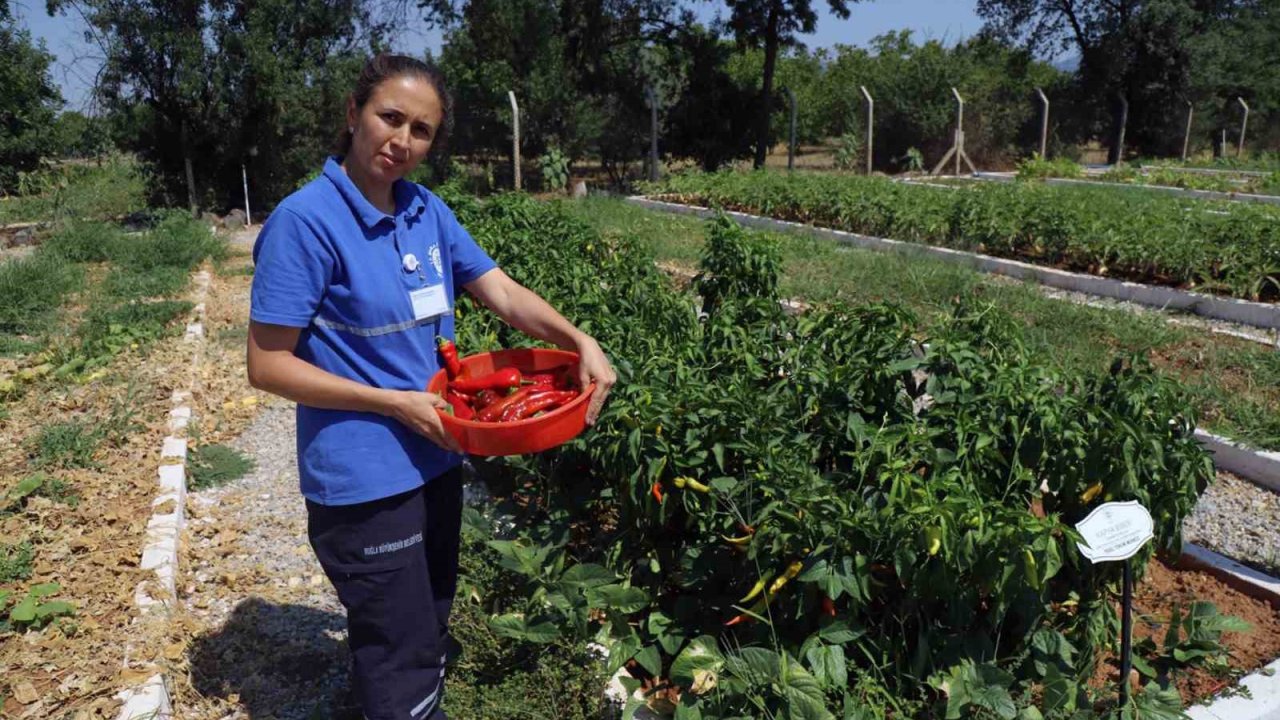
[644,170,1280,304]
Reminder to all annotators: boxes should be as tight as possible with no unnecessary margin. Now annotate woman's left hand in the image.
[574,334,616,425]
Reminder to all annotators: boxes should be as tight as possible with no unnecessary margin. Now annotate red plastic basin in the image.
[427,348,595,456]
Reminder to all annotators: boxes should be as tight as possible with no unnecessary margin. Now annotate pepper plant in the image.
[442,185,1224,719]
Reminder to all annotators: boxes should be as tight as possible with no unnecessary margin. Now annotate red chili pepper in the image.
[724,613,753,627]
[523,365,575,390]
[821,595,836,617]
[451,367,523,394]
[472,389,498,410]
[651,481,664,503]
[445,391,475,420]
[436,337,463,379]
[476,386,536,422]
[505,390,578,421]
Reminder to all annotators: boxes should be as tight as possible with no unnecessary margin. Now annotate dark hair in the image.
[334,54,453,159]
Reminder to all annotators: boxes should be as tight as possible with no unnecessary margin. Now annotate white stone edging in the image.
[1195,431,1280,494]
[626,196,1280,331]
[115,270,210,720]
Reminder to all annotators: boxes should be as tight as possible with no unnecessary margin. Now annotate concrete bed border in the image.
[114,269,210,720]
[971,171,1280,206]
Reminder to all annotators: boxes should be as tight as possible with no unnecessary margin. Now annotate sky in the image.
[12,0,985,113]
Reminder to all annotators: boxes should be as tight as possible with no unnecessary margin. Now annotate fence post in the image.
[1113,94,1129,165]
[1237,97,1249,157]
[1036,87,1049,158]
[645,86,659,183]
[930,88,976,176]
[1182,101,1193,162]
[785,87,797,171]
[860,85,873,175]
[508,90,521,191]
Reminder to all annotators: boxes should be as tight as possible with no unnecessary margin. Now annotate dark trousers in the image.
[306,468,463,720]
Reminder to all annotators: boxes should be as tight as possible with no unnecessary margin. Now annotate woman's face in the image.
[346,74,443,184]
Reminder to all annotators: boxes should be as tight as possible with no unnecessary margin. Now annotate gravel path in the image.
[1186,471,1280,577]
[183,403,357,720]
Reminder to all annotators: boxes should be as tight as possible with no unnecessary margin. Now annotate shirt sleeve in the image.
[439,202,498,286]
[250,207,334,328]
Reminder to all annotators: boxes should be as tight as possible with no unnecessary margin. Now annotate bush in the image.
[537,147,571,192]
[833,132,864,171]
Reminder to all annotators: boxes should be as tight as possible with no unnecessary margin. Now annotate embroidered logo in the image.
[363,531,423,556]
[430,245,443,277]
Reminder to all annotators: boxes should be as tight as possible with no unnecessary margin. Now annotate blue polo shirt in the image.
[250,157,497,506]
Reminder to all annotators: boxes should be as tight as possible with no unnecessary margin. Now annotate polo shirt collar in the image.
[323,156,427,231]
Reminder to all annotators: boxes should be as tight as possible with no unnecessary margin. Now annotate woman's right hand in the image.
[383,390,464,453]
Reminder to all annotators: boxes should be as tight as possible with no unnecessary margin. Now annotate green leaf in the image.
[671,636,724,686]
[34,600,74,620]
[9,596,37,623]
[674,700,703,720]
[559,563,615,592]
[487,613,561,643]
[8,475,43,502]
[724,647,780,684]
[805,645,847,689]
[817,619,863,644]
[608,635,642,676]
[28,583,60,598]
[633,644,662,677]
[588,585,650,614]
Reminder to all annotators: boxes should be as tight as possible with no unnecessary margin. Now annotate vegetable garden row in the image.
[1014,158,1280,198]
[444,186,1234,719]
[646,171,1280,303]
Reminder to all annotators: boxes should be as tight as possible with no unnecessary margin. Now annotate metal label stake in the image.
[1075,500,1155,709]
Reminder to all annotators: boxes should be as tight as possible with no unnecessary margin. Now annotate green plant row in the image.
[1016,158,1280,197]
[648,170,1280,302]
[442,187,1222,719]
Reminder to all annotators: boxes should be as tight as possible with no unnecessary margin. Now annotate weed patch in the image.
[0,253,83,335]
[33,420,102,469]
[0,541,34,583]
[39,221,122,263]
[189,444,255,490]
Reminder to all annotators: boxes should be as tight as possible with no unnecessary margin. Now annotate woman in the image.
[246,54,616,720]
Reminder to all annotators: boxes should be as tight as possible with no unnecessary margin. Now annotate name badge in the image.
[410,284,449,320]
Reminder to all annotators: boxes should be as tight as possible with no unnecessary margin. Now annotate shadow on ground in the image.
[188,597,360,720]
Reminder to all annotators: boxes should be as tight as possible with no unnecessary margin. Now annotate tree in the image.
[0,22,62,192]
[49,0,214,211]
[47,0,385,210]
[665,29,756,170]
[974,0,1267,160]
[720,0,862,168]
[429,0,689,184]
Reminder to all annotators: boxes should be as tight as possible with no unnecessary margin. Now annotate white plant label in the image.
[1074,500,1154,563]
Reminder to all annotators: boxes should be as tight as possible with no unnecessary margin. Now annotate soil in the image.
[1090,557,1280,705]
